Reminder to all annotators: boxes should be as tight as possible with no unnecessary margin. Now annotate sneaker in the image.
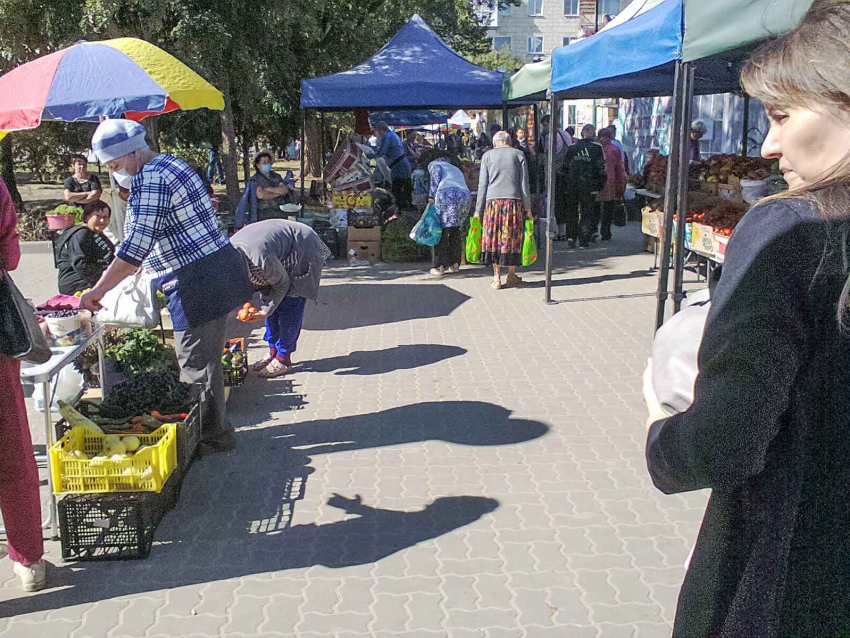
[449,264,460,274]
[429,267,446,276]
[14,560,49,592]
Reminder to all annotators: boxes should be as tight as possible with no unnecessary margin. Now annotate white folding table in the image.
[12,324,107,540]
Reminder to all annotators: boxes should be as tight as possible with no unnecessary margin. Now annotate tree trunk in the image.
[143,117,160,153]
[218,82,242,208]
[0,136,23,208]
[241,134,251,185]
[305,112,322,179]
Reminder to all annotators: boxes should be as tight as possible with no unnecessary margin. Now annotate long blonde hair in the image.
[741,0,850,317]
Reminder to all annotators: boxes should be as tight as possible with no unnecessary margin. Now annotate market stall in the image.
[0,39,227,556]
[546,0,812,326]
[299,14,506,265]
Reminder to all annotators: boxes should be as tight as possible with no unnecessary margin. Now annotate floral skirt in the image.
[481,198,524,267]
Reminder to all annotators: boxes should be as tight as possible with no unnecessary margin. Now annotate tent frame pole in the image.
[741,93,750,157]
[502,104,509,131]
[544,93,559,304]
[672,62,695,314]
[300,110,306,206]
[654,61,685,331]
[320,112,326,167]
[533,103,541,194]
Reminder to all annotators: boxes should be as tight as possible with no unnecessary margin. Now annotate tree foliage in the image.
[0,0,516,204]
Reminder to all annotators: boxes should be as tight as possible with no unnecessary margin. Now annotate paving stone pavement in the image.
[0,223,709,637]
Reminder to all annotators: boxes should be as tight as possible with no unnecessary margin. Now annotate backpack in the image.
[564,142,606,192]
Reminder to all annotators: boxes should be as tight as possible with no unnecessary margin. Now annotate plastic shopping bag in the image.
[466,216,482,264]
[521,219,538,266]
[409,203,443,246]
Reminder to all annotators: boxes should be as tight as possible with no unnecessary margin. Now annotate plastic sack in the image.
[34,365,84,413]
[96,269,159,329]
[521,219,537,266]
[409,203,443,247]
[466,216,482,264]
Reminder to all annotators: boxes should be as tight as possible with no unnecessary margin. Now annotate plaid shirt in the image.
[117,154,228,276]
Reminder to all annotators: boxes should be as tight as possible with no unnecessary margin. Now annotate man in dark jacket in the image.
[558,124,607,248]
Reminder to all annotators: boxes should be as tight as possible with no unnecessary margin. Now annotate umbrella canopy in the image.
[504,57,551,102]
[0,38,224,133]
[550,0,813,98]
[300,15,505,110]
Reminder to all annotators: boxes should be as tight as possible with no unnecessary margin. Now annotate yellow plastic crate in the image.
[49,425,177,495]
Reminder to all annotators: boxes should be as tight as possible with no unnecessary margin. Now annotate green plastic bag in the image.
[466,216,482,264]
[522,219,537,266]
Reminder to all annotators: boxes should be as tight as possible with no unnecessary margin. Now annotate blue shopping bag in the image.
[409,203,443,246]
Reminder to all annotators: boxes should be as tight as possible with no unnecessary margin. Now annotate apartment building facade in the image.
[485,0,635,62]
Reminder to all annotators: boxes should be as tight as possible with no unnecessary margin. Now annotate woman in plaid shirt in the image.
[81,120,253,454]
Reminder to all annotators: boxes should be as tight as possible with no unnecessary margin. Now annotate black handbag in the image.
[0,257,52,364]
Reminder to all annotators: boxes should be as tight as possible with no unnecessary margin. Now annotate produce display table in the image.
[15,323,107,540]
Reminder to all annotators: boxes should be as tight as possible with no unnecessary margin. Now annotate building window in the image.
[527,0,544,16]
[563,0,579,15]
[562,36,577,47]
[499,1,513,16]
[528,36,544,54]
[493,36,512,52]
[599,0,622,15]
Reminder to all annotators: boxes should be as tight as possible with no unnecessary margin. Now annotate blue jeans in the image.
[264,296,307,358]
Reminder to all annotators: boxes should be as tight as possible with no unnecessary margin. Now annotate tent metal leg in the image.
[741,93,750,157]
[672,62,695,314]
[544,93,560,304]
[654,61,686,331]
[300,110,306,206]
[502,105,509,131]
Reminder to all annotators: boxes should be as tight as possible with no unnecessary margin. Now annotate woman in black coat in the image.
[55,200,114,295]
[644,3,850,636]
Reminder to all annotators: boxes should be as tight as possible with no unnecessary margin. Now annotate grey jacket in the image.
[230,219,329,315]
[474,146,532,216]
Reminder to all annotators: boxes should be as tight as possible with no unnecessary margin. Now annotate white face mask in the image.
[113,169,132,189]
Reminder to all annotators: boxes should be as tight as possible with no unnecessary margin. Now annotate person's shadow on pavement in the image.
[298,344,467,376]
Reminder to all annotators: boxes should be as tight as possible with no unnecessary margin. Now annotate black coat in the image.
[55,226,114,295]
[647,197,850,637]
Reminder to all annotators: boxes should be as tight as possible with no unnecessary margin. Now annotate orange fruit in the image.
[243,302,252,310]
[237,310,248,321]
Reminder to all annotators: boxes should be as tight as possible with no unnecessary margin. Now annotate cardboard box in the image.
[700,181,719,195]
[690,223,717,258]
[714,233,730,263]
[641,211,662,238]
[347,240,381,264]
[347,225,382,242]
[717,182,743,202]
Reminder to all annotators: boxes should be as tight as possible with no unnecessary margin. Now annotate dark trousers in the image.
[566,189,597,245]
[174,313,231,443]
[391,178,412,211]
[600,201,618,240]
[434,226,462,267]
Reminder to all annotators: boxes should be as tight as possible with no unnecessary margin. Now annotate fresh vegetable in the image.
[58,400,104,434]
[97,371,192,419]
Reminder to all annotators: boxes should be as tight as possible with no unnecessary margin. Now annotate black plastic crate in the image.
[58,473,180,562]
[177,393,203,478]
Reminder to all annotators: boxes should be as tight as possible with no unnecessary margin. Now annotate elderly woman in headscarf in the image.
[230,219,331,378]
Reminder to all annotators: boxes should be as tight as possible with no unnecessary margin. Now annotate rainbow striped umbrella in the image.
[0,38,223,137]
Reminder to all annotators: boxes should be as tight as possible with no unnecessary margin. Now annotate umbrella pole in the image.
[672,62,695,314]
[741,93,750,157]
[655,61,685,331]
[544,93,559,304]
[300,110,306,207]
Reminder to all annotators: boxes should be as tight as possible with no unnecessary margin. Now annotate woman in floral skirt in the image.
[474,131,533,289]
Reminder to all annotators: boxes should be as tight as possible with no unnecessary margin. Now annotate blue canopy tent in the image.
[542,0,810,321]
[369,110,450,127]
[300,15,504,110]
[299,15,505,202]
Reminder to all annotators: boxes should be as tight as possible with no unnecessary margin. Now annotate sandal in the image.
[506,275,523,286]
[257,359,292,378]
[491,280,502,290]
[251,355,275,372]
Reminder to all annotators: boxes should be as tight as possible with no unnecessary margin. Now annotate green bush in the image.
[380,215,431,263]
